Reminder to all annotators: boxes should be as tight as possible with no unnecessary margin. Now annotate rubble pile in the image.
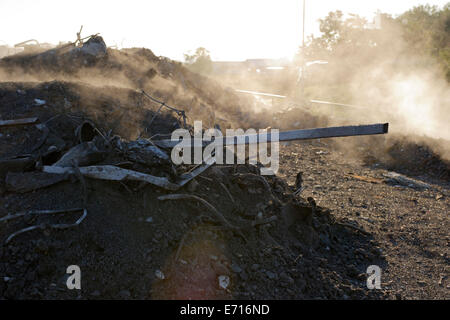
[0,36,270,132]
[0,68,386,299]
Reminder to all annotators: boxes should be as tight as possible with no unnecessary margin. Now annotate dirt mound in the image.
[350,134,450,182]
[0,81,387,299]
[0,39,270,131]
[381,137,450,181]
[0,81,183,141]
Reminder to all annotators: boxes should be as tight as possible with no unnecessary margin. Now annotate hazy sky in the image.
[0,0,447,61]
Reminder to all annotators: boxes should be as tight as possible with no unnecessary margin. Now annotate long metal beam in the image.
[153,123,389,148]
[235,89,287,99]
[310,99,367,109]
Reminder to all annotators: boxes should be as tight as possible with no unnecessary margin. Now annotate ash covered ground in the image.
[0,37,448,300]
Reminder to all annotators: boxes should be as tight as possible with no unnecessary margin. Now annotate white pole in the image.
[300,0,306,100]
[302,0,305,49]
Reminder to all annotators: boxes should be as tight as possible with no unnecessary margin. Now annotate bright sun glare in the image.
[0,0,447,61]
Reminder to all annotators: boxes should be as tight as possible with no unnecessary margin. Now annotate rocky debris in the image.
[77,36,107,58]
[383,171,432,190]
[34,99,46,106]
[124,139,171,167]
[218,275,230,290]
[155,270,165,280]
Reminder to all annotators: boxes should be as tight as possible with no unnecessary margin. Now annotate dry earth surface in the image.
[279,140,449,299]
[0,39,448,300]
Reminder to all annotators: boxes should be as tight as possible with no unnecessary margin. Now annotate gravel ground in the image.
[279,140,449,299]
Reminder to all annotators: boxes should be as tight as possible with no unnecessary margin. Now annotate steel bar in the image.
[153,123,389,149]
[310,99,367,109]
[235,89,286,99]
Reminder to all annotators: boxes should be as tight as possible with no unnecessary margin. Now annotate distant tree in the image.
[297,11,384,84]
[319,10,344,49]
[315,11,384,55]
[398,3,450,80]
[184,47,213,75]
[297,4,450,82]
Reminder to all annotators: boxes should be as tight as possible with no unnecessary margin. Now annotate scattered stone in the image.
[218,275,230,290]
[417,280,427,287]
[34,99,46,106]
[231,264,242,273]
[155,269,165,280]
[266,271,277,280]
